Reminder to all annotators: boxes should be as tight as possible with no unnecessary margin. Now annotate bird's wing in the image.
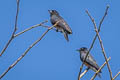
[50,15,72,34]
[58,17,72,34]
[85,54,100,71]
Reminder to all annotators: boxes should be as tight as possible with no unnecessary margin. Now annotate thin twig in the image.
[0,21,59,79]
[79,5,109,78]
[91,57,111,80]
[86,10,113,80]
[113,71,120,80]
[98,5,109,32]
[41,24,62,33]
[41,25,57,31]
[14,20,48,37]
[0,0,20,56]
[78,68,89,80]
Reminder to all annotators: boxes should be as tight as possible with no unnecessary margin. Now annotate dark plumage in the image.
[48,10,72,41]
[77,47,101,78]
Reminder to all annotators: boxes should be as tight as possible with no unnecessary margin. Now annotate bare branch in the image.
[86,10,113,80]
[79,63,84,79]
[78,68,89,80]
[0,0,20,56]
[14,20,48,37]
[0,1,48,56]
[0,21,59,79]
[40,24,63,33]
[91,57,111,80]
[98,5,109,32]
[113,71,120,80]
[79,5,109,79]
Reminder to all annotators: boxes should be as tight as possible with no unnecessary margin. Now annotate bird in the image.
[48,10,72,42]
[76,47,101,78]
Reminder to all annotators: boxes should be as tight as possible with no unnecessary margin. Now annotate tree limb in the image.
[86,9,113,80]
[78,68,89,80]
[79,5,109,79]
[14,20,48,37]
[0,21,59,79]
[91,57,111,80]
[113,71,120,80]
[0,0,20,56]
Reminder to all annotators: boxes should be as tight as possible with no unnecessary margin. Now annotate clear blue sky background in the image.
[0,0,120,80]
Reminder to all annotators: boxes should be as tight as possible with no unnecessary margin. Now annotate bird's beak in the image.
[48,10,52,13]
[76,49,80,51]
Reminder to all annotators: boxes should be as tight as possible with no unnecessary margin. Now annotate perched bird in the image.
[48,10,72,42]
[77,47,101,78]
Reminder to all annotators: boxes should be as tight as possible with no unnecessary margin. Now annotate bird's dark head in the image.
[76,47,88,52]
[48,10,59,16]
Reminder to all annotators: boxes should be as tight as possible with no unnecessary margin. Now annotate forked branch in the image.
[86,9,113,80]
[91,57,111,80]
[79,5,109,80]
[0,21,59,79]
[113,71,120,80]
[0,0,20,56]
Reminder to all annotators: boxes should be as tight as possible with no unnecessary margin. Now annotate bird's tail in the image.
[91,67,102,78]
[62,29,69,42]
[97,73,101,78]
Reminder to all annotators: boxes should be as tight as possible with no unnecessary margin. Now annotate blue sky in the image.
[0,0,120,80]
